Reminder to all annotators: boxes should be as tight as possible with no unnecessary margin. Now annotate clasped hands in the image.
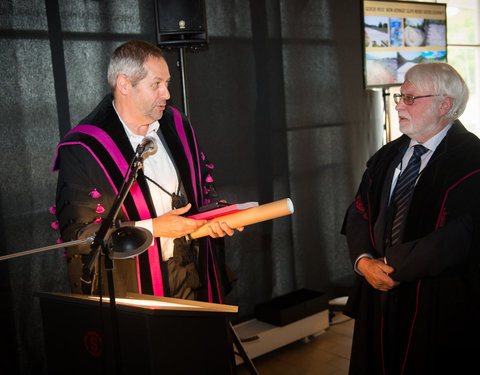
[152,203,244,239]
[357,257,400,292]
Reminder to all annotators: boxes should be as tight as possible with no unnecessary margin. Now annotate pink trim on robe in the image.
[171,107,223,303]
[55,125,164,296]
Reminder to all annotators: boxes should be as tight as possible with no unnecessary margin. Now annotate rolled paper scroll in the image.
[189,198,294,239]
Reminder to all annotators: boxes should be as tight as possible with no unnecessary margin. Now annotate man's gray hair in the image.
[405,62,469,122]
[107,40,164,92]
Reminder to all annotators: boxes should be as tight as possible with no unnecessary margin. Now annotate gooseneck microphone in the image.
[136,136,157,155]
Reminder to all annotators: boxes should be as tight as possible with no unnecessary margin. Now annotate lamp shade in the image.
[109,226,153,259]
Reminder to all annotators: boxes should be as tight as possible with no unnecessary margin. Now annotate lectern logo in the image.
[84,331,102,357]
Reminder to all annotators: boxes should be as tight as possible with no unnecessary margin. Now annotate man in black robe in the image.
[53,40,240,303]
[342,62,480,374]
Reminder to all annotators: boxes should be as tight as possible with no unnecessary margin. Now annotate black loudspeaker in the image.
[154,0,208,48]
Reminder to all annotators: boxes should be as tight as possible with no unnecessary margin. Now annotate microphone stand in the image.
[81,146,149,375]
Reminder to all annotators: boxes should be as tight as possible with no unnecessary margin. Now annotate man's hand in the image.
[357,257,399,291]
[207,222,244,238]
[205,199,244,238]
[152,203,245,239]
[152,204,206,238]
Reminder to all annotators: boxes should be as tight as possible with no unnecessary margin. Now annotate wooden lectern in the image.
[37,292,238,375]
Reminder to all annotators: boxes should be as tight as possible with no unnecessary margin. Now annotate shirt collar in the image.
[408,122,453,153]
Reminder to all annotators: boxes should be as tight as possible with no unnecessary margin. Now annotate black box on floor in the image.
[254,288,328,327]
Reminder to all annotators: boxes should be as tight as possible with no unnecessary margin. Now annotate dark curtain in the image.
[0,0,383,373]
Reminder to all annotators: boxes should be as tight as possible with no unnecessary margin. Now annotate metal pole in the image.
[383,88,391,144]
[0,236,94,262]
[179,47,190,119]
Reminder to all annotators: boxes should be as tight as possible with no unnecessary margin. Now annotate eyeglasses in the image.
[393,93,440,105]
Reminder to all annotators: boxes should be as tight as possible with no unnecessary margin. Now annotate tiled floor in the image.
[236,312,354,375]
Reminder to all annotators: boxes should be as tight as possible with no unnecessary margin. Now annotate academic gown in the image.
[53,94,234,303]
[342,121,480,374]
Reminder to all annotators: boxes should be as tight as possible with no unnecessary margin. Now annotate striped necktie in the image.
[390,144,428,246]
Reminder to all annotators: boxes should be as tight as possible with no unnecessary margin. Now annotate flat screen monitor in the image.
[362,0,447,89]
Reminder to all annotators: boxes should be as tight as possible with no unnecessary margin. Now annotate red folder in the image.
[188,202,259,220]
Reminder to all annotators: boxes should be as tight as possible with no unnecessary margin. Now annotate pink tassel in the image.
[206,174,213,183]
[94,217,102,224]
[205,163,214,169]
[201,152,206,160]
[49,205,56,214]
[51,221,59,230]
[96,204,105,213]
[89,188,102,198]
[57,236,63,244]
[62,250,67,258]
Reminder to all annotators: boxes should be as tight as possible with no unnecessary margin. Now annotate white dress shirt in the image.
[113,102,178,260]
[389,123,453,203]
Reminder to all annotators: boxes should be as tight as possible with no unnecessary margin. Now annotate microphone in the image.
[136,136,157,156]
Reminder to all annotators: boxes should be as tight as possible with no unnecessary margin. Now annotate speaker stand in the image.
[178,47,190,119]
[174,42,256,374]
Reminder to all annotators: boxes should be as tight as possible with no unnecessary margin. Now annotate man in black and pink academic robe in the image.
[53,40,239,303]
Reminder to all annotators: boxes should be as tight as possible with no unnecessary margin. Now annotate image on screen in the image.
[363,1,447,89]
